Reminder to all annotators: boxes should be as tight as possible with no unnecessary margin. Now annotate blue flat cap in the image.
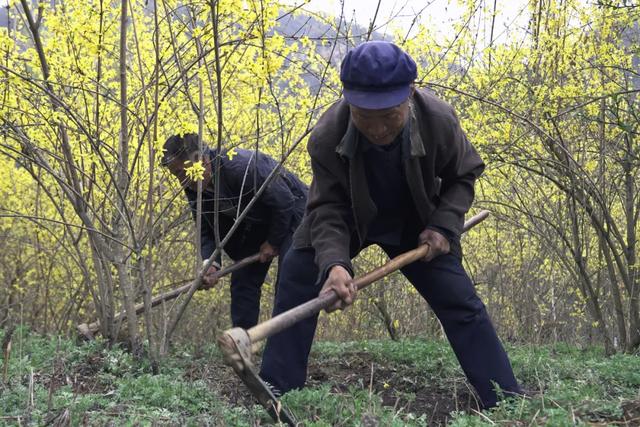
[340,41,417,109]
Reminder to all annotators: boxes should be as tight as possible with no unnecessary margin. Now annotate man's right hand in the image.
[202,264,219,287]
[320,265,356,313]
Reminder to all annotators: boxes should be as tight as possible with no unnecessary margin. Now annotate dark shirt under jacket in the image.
[361,126,414,247]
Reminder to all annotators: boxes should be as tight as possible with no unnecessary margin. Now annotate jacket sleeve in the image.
[254,154,299,248]
[185,189,221,267]
[306,137,354,278]
[427,112,485,236]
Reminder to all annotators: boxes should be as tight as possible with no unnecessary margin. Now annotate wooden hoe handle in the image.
[248,210,490,343]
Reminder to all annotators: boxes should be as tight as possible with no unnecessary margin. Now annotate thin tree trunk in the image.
[622,134,640,350]
[116,0,141,355]
[140,0,162,373]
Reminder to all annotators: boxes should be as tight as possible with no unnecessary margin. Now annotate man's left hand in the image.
[418,228,450,262]
[259,241,278,263]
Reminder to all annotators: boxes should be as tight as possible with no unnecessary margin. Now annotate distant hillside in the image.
[276,7,388,64]
[273,8,389,91]
[1,6,8,30]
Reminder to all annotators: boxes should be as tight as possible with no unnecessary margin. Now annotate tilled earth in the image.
[185,351,485,426]
[306,352,481,425]
[36,348,640,426]
[185,351,640,426]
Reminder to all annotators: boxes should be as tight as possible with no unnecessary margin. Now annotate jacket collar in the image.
[335,100,426,159]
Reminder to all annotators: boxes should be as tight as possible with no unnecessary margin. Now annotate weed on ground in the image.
[0,328,639,426]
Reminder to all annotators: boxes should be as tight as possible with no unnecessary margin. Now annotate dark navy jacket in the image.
[185,147,308,261]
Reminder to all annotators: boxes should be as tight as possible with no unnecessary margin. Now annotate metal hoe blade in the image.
[217,328,297,425]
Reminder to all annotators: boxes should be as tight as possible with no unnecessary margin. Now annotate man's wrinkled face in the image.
[349,94,413,146]
[167,154,212,191]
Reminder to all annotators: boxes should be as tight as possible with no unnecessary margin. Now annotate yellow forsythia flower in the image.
[185,160,205,181]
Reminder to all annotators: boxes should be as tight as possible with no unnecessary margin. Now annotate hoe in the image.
[217,210,489,425]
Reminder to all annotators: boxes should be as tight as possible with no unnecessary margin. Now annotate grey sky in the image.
[292,0,530,44]
[0,0,532,45]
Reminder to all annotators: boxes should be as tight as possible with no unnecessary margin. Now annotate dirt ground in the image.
[306,352,481,425]
[186,351,640,426]
[185,351,483,426]
[39,348,640,426]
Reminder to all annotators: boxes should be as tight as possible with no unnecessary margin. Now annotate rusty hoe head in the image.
[217,327,297,426]
[217,327,252,372]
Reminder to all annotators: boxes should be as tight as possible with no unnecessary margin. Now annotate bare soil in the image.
[185,351,482,426]
[38,351,110,395]
[306,351,481,425]
[620,399,640,426]
[36,348,640,426]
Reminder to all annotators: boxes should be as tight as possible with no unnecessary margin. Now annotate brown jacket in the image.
[293,88,485,277]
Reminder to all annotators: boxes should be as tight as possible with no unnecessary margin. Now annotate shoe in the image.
[263,380,282,398]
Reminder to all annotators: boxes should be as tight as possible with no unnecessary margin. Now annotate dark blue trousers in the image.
[226,229,293,330]
[260,244,521,408]
[229,260,271,329]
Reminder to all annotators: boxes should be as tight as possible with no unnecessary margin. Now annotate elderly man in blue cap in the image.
[259,41,522,408]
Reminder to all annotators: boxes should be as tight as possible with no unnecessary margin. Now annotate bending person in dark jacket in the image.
[162,133,308,329]
[259,41,522,408]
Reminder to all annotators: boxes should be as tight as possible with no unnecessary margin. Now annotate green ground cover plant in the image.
[1,329,638,426]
